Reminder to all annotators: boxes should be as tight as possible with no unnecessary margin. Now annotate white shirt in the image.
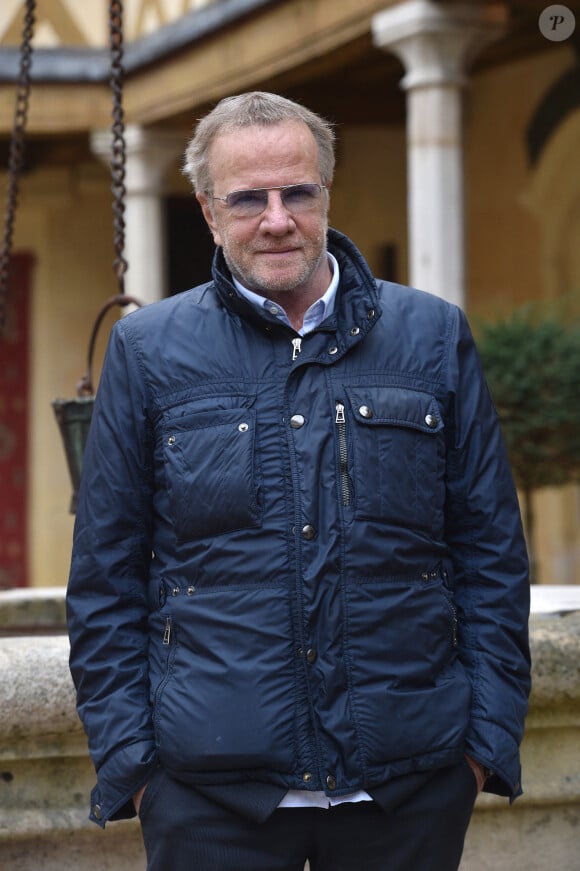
[233,252,373,809]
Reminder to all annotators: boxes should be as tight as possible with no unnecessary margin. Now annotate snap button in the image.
[425,413,439,428]
[326,774,337,790]
[92,804,102,820]
[350,326,360,336]
[290,414,305,429]
[301,524,316,540]
[238,422,249,433]
[306,648,317,664]
[302,771,313,783]
[167,435,176,446]
[328,345,338,355]
[359,405,373,419]
[367,308,375,319]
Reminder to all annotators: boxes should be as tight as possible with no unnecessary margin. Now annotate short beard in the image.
[225,250,326,297]
[223,222,329,298]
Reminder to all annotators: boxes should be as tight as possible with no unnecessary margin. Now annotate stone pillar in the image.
[372,1,507,307]
[91,125,182,305]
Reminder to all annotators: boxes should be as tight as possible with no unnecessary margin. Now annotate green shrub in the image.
[477,309,580,582]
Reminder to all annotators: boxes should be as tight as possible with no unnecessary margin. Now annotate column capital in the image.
[372,0,507,89]
[90,123,183,193]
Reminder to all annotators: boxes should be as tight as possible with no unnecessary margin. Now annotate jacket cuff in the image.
[89,740,158,828]
[464,717,523,801]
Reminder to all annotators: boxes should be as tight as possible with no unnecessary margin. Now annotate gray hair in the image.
[183,91,336,193]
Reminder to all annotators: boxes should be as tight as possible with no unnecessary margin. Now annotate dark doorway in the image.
[165,196,215,295]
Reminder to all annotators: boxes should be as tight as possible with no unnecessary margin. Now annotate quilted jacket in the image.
[67,228,530,827]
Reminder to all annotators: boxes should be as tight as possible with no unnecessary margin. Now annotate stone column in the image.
[372,1,507,307]
[91,125,182,305]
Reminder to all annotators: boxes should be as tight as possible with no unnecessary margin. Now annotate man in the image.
[67,91,531,870]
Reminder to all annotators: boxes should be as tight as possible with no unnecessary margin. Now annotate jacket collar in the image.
[211,228,382,343]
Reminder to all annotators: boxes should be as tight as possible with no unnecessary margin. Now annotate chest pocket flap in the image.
[345,386,443,434]
[342,385,445,534]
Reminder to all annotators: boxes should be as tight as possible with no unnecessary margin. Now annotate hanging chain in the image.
[109,0,128,293]
[0,0,35,339]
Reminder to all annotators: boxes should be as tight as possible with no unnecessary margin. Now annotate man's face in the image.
[197,120,330,301]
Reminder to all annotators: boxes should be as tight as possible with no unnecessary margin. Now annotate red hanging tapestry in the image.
[0,252,34,589]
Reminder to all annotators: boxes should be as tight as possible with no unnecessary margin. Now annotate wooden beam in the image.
[123,0,395,124]
[0,82,110,133]
[0,0,395,132]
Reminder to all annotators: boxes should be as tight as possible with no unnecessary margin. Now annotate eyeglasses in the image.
[209,183,327,218]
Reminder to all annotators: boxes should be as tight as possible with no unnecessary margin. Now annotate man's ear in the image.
[196,193,222,247]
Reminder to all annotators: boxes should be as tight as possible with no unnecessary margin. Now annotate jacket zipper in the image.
[450,602,458,647]
[163,616,172,646]
[291,337,302,361]
[335,402,352,507]
[441,567,458,648]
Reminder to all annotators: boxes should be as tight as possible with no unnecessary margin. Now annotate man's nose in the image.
[260,190,295,231]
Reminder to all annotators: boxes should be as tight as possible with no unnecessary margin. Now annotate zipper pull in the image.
[291,337,302,361]
[163,617,172,646]
[335,402,346,424]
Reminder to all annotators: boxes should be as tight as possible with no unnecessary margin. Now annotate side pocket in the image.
[153,616,177,732]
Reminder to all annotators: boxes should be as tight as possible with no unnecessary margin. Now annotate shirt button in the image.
[301,524,316,540]
[290,414,305,429]
[92,804,102,820]
[326,774,337,790]
[302,771,313,783]
[306,648,317,664]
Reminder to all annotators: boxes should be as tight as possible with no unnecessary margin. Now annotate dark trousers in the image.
[139,759,477,871]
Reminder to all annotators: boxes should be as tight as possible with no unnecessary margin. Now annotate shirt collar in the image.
[232,252,340,336]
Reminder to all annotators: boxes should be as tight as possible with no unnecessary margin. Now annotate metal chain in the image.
[109,0,128,293]
[0,0,35,339]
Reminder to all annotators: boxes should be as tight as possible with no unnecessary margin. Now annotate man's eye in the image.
[283,185,317,205]
[228,190,266,209]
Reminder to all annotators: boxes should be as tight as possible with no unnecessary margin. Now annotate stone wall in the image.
[0,590,578,870]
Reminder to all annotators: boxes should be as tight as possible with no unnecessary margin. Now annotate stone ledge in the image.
[0,635,82,758]
[527,612,580,709]
[0,587,67,635]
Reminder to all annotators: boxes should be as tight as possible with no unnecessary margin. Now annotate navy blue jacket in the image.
[67,229,530,827]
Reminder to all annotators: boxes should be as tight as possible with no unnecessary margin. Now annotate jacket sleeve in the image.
[444,307,531,800]
[66,319,158,827]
